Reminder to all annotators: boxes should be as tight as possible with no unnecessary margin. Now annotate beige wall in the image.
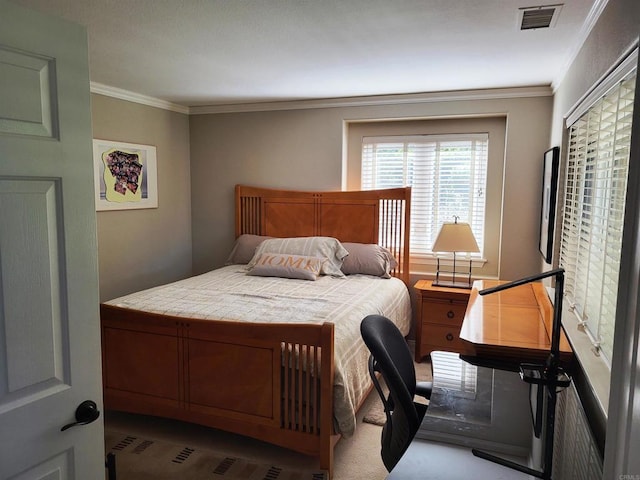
[91,94,192,301]
[190,95,552,281]
[189,108,344,273]
[552,0,640,147]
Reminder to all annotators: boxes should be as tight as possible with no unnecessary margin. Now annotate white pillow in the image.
[247,237,348,277]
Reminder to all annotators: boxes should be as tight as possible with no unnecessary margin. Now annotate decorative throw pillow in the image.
[340,243,398,278]
[225,234,271,265]
[247,253,325,280]
[248,236,348,277]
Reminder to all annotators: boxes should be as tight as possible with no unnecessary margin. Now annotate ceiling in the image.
[12,0,602,109]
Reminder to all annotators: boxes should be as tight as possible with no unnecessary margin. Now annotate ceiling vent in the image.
[519,4,563,30]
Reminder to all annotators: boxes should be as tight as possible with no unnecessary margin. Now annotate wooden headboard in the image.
[235,184,411,283]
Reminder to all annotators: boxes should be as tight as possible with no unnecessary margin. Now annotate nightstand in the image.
[414,280,472,361]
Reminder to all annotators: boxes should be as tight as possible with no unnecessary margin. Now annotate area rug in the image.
[105,431,327,480]
[362,361,432,427]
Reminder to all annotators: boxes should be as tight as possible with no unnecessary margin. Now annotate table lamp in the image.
[431,216,479,288]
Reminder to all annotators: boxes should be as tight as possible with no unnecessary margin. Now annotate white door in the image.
[0,1,104,478]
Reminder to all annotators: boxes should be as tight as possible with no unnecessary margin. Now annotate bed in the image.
[100,184,412,477]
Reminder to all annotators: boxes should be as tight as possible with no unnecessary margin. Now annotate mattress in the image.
[105,265,412,436]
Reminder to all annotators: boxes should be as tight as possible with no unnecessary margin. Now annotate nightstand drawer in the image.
[413,280,471,361]
[421,324,469,354]
[423,300,467,326]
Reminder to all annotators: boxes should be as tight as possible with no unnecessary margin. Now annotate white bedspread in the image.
[105,265,412,436]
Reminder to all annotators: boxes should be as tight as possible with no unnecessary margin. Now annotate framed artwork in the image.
[93,139,158,211]
[539,146,560,264]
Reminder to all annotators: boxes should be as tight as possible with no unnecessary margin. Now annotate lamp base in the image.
[432,279,473,289]
[434,255,474,290]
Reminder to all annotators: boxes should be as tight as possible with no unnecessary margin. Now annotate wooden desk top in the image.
[459,280,573,367]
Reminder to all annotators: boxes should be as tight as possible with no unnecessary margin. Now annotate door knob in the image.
[61,400,100,431]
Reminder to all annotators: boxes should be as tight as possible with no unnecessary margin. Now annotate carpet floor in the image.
[362,360,433,426]
[104,384,390,480]
[106,430,327,479]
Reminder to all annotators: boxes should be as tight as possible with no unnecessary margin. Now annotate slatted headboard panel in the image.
[235,185,411,283]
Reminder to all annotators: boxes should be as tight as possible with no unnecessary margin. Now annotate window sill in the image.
[546,287,610,418]
[410,256,487,276]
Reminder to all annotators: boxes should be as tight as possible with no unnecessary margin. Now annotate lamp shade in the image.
[432,221,479,253]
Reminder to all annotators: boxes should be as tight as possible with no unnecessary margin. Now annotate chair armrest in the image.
[415,381,432,400]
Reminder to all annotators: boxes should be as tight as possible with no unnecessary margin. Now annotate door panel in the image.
[8,451,70,480]
[0,180,67,397]
[0,45,57,138]
[0,1,103,478]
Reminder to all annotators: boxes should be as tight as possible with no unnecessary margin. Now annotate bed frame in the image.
[101,184,411,477]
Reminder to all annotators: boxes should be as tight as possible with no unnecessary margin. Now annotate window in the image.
[361,134,488,258]
[560,71,636,365]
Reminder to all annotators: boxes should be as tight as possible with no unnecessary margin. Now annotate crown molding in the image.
[90,82,190,114]
[551,0,610,92]
[189,86,553,115]
[565,45,638,127]
[90,81,552,116]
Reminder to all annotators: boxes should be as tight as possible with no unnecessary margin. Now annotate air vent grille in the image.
[519,4,563,30]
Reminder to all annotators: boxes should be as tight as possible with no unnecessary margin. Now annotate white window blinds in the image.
[560,71,636,364]
[362,134,488,257]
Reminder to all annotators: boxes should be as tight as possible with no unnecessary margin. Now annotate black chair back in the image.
[360,314,428,472]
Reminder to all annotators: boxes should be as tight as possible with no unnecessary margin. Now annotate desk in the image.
[404,277,575,480]
[456,273,573,479]
[459,280,573,369]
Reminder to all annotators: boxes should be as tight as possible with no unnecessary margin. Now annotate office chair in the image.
[360,314,433,472]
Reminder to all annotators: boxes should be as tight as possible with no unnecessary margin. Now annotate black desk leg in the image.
[472,449,546,478]
[105,452,116,480]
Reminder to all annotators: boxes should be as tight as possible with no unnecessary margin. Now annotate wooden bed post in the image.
[319,322,335,477]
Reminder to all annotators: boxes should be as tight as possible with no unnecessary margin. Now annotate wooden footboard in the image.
[101,304,337,476]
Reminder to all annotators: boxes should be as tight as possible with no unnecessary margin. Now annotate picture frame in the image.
[93,139,158,211]
[539,146,560,264]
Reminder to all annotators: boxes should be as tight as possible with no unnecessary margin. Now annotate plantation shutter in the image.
[362,134,488,257]
[560,70,636,364]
